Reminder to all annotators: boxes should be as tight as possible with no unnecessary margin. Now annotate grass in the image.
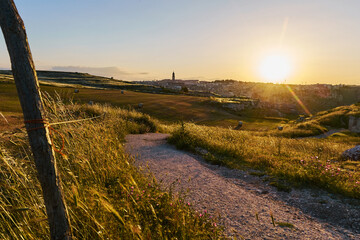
[0,96,224,239]
[168,123,360,199]
[197,117,282,132]
[276,222,295,229]
[269,121,328,138]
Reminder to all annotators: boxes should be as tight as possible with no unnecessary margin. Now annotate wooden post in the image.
[0,1,72,239]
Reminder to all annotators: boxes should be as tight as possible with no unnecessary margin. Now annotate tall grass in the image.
[168,123,360,198]
[0,95,223,239]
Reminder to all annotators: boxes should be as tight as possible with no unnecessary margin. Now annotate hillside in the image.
[0,70,162,93]
[310,104,360,128]
[272,104,360,138]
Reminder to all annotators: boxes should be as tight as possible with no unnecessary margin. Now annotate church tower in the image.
[172,71,175,81]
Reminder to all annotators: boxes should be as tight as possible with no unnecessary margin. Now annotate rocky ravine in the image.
[125,133,360,240]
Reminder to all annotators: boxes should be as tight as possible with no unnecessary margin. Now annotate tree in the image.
[0,1,72,239]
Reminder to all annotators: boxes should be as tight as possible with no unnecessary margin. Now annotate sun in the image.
[259,54,292,83]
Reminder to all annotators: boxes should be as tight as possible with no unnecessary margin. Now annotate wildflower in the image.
[199,214,203,217]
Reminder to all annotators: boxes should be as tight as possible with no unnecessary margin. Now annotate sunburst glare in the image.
[259,54,292,83]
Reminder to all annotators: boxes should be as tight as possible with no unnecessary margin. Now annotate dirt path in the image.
[297,128,347,139]
[125,133,360,240]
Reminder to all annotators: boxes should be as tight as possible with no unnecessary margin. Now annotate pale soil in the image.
[125,133,360,240]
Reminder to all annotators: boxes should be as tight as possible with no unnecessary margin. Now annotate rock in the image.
[234,121,243,130]
[195,147,208,155]
[297,116,305,122]
[257,190,269,195]
[348,116,360,133]
[342,145,360,161]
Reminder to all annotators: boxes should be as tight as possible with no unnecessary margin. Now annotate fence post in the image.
[0,1,72,239]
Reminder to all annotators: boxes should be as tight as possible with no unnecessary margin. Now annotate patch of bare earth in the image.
[125,133,360,240]
[0,113,23,131]
[0,114,24,143]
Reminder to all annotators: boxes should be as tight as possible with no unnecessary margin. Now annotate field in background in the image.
[0,81,283,131]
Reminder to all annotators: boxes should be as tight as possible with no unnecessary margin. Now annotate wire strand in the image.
[24,114,103,158]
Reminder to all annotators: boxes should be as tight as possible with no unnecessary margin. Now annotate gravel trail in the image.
[125,133,360,240]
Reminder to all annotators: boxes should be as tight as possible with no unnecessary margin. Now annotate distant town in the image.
[136,72,360,117]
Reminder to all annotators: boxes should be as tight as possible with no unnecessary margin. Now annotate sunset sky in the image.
[1,0,360,85]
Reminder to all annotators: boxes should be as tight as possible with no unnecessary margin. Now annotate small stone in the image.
[341,145,360,161]
[195,147,208,155]
[257,190,269,194]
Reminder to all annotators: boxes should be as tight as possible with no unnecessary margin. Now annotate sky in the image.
[1,0,360,85]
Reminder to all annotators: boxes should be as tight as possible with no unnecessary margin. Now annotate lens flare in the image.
[286,85,312,116]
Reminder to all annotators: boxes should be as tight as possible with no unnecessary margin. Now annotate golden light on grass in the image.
[259,54,292,83]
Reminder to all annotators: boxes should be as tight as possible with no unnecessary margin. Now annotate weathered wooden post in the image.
[0,1,72,239]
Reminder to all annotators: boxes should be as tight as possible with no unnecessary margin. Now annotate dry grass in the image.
[0,96,224,239]
[268,104,360,138]
[168,123,360,198]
